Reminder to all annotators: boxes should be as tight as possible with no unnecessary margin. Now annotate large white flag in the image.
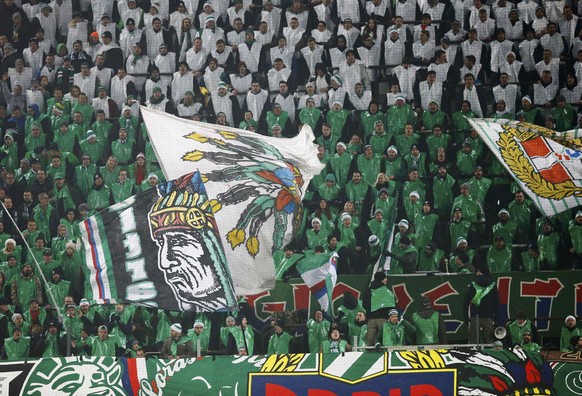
[141,107,325,295]
[470,118,582,216]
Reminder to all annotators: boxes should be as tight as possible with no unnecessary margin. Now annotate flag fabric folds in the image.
[141,107,325,295]
[79,171,237,312]
[297,253,338,314]
[469,119,582,217]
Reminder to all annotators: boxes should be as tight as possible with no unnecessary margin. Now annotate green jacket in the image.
[418,248,444,272]
[421,110,447,132]
[267,331,293,354]
[329,152,353,188]
[487,245,512,272]
[88,335,119,356]
[432,174,456,214]
[386,104,415,135]
[570,221,582,254]
[507,319,534,346]
[3,337,30,360]
[537,232,560,270]
[321,339,348,353]
[111,181,135,203]
[381,320,415,346]
[395,133,420,156]
[361,110,384,138]
[368,132,392,156]
[306,318,330,353]
[412,311,440,344]
[561,326,582,352]
[326,109,350,139]
[111,139,135,165]
[75,164,98,200]
[356,154,381,187]
[87,186,111,213]
[46,280,71,307]
[425,133,450,162]
[299,107,322,131]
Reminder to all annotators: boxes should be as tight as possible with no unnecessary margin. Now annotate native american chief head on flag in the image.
[148,172,236,312]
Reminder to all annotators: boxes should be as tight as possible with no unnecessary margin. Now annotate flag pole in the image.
[0,202,67,332]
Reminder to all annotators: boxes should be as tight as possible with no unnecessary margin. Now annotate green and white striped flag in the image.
[79,171,237,312]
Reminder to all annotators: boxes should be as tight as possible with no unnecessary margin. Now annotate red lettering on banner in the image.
[263,302,286,313]
[497,277,512,324]
[393,284,413,312]
[497,277,511,305]
[410,384,443,396]
[292,284,311,311]
[332,282,361,300]
[389,390,401,396]
[266,383,297,395]
[246,291,270,310]
[423,282,459,315]
[575,283,582,317]
[521,278,563,296]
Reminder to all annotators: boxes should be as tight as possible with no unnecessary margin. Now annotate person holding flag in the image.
[363,271,396,346]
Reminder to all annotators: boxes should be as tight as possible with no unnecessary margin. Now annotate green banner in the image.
[245,271,582,341]
[0,349,563,395]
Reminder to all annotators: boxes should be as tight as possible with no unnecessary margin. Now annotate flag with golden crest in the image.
[141,107,324,295]
[470,118,582,216]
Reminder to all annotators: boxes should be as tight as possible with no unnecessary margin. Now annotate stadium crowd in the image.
[0,0,581,359]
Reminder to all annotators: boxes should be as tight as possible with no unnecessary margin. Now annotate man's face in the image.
[194,324,204,335]
[290,18,298,29]
[279,82,288,93]
[52,272,61,283]
[548,24,556,34]
[157,231,220,304]
[346,52,355,64]
[98,328,108,340]
[389,314,399,324]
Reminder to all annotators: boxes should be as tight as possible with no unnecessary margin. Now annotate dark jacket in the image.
[161,336,195,358]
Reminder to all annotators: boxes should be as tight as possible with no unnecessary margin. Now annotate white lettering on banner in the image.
[126,258,147,282]
[126,281,157,302]
[115,204,158,304]
[231,355,266,368]
[124,232,142,259]
[140,358,198,395]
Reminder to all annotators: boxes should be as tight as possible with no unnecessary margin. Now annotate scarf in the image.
[149,93,166,105]
[131,50,143,66]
